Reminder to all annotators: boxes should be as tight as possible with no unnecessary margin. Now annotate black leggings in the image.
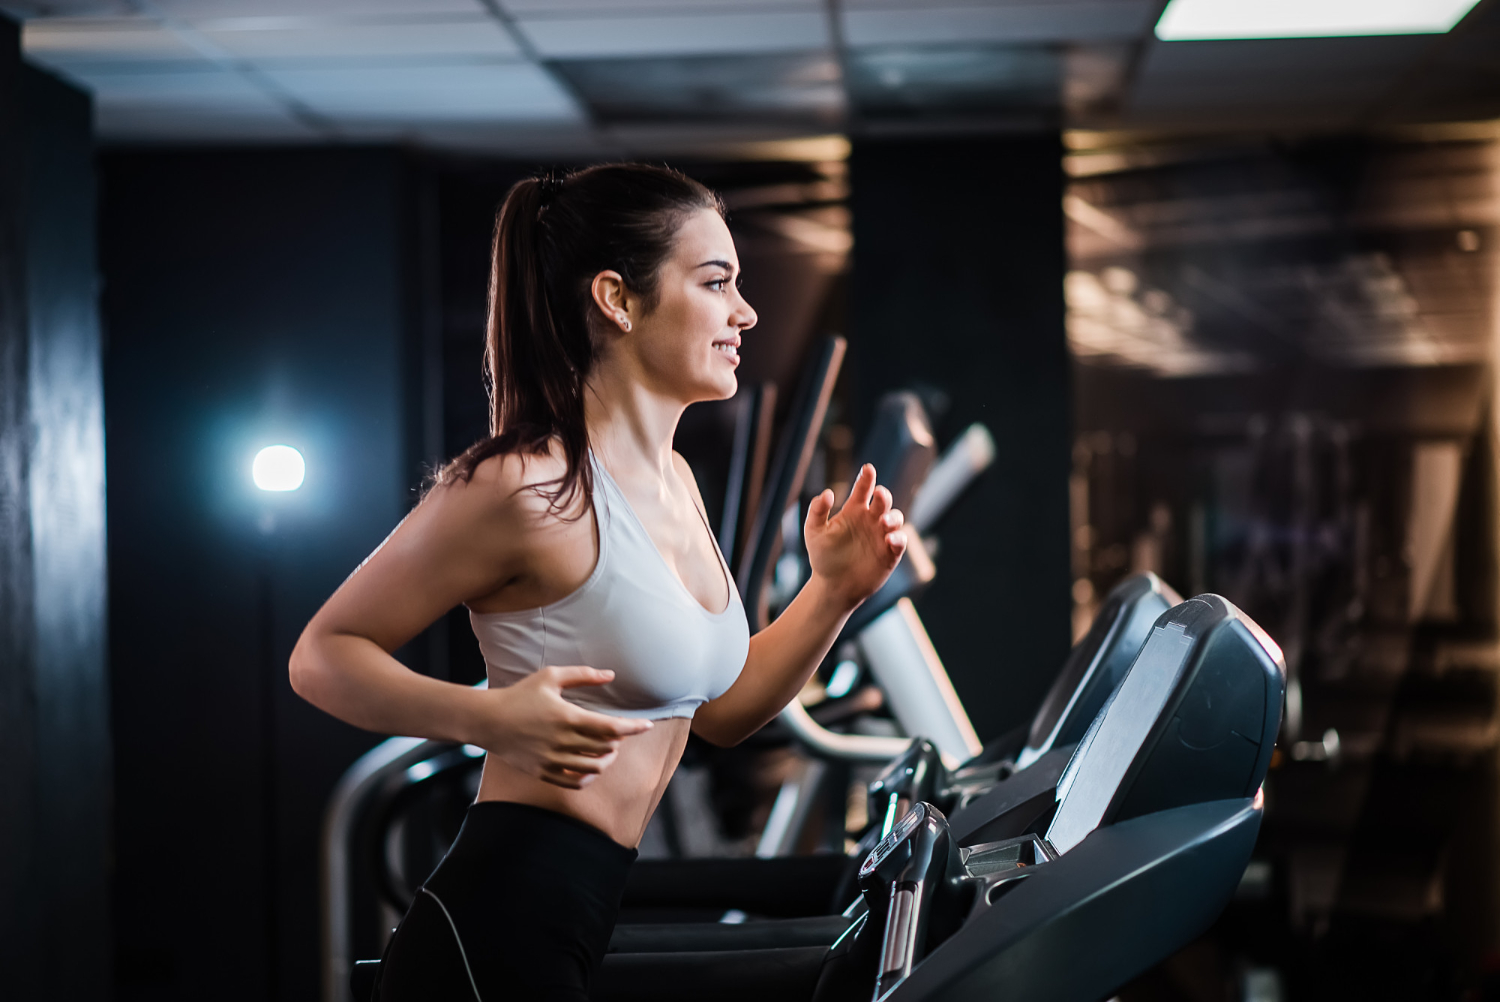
[375,801,638,1002]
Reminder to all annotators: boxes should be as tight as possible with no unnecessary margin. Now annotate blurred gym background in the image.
[0,0,1497,999]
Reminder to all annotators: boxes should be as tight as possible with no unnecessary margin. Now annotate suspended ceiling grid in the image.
[2,0,1498,154]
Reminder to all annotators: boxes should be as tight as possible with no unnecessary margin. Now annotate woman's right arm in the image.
[289,455,650,789]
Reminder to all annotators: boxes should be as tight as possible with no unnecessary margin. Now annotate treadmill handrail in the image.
[907,422,995,534]
[778,699,912,762]
[321,732,448,1002]
[737,335,846,629]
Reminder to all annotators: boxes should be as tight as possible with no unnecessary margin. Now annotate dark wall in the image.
[101,148,423,1000]
[849,135,1072,742]
[0,16,113,999]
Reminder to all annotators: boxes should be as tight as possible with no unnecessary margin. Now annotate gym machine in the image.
[594,593,1285,1002]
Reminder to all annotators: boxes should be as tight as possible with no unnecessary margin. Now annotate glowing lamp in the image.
[1156,0,1481,39]
[252,445,305,492]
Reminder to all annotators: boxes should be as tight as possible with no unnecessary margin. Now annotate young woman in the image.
[290,164,907,1001]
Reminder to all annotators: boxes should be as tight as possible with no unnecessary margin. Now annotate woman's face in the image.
[625,208,757,403]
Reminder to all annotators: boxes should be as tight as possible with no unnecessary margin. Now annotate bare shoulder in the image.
[431,444,577,528]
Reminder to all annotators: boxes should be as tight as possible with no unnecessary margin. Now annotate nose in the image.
[733,288,757,332]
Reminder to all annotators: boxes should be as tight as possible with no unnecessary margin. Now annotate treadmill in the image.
[619,569,1182,922]
[596,593,1286,1002]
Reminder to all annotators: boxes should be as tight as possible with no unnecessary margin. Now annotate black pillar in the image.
[0,17,113,1000]
[849,135,1072,742]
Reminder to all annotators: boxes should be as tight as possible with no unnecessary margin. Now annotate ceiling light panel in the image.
[844,2,1155,46]
[196,16,522,60]
[1156,0,1482,40]
[516,11,829,59]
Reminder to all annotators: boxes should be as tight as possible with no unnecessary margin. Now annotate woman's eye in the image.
[707,278,729,292]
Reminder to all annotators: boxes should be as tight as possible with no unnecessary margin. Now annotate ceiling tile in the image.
[78,63,321,139]
[23,17,203,67]
[517,11,828,58]
[1382,0,1500,123]
[844,3,1155,46]
[848,43,1059,118]
[197,16,522,60]
[99,105,321,141]
[554,52,842,123]
[70,63,273,106]
[502,0,818,11]
[150,0,484,17]
[0,2,133,15]
[1129,36,1438,126]
[259,62,584,121]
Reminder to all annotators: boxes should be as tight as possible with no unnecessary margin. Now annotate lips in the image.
[712,336,740,360]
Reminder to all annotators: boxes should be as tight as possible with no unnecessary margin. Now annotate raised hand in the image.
[803,463,908,611]
[472,665,653,789]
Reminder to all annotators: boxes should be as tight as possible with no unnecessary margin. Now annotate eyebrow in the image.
[696,259,735,271]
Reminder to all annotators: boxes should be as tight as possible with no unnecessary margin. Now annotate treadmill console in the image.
[1046,594,1285,855]
[1018,572,1182,770]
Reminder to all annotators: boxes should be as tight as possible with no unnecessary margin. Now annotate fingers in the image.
[887,529,908,555]
[547,665,616,689]
[556,735,620,756]
[546,749,618,776]
[569,707,654,740]
[806,489,834,530]
[840,464,876,513]
[881,508,904,531]
[539,768,593,790]
[870,484,893,518]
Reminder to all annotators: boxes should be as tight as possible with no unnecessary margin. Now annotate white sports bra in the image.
[469,453,750,720]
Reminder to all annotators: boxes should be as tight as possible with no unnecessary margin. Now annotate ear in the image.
[590,270,635,333]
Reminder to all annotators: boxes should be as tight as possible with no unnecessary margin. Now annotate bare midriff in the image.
[476,715,693,848]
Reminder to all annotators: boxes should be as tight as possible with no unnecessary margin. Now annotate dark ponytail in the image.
[439,163,723,512]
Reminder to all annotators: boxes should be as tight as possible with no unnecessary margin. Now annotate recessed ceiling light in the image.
[1156,0,1482,40]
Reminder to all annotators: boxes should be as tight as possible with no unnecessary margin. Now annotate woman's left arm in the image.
[693,462,907,746]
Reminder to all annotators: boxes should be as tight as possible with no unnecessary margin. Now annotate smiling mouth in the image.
[713,339,740,359]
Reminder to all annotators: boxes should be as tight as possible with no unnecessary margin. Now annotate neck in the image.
[584,351,686,483]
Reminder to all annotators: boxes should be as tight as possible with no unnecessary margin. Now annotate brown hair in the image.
[441,163,722,510]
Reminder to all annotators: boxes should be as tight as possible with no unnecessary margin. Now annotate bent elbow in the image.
[691,717,747,748]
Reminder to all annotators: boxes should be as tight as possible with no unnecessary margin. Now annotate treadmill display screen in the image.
[861,803,927,877]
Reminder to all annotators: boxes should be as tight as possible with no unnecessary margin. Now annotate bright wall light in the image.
[1156,0,1481,39]
[252,445,305,492]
